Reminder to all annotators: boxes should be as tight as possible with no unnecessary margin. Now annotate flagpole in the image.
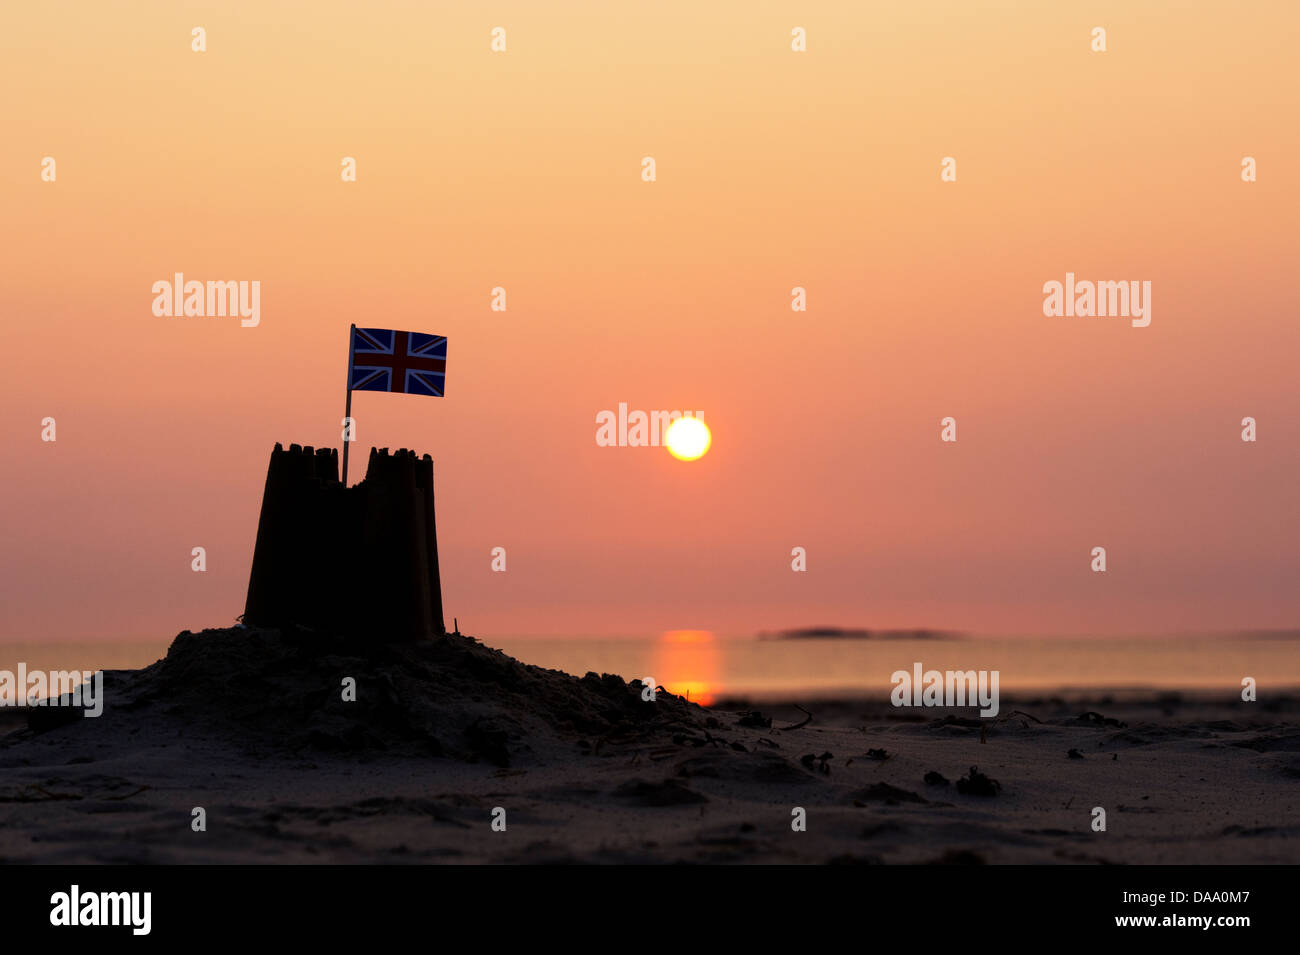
[342,323,355,486]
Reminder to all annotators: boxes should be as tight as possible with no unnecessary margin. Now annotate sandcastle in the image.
[243,443,445,641]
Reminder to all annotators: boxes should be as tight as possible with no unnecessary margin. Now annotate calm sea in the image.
[2,631,1297,704]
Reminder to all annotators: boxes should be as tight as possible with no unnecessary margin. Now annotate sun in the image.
[665,417,711,461]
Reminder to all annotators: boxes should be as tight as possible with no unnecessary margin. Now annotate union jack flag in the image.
[349,327,447,397]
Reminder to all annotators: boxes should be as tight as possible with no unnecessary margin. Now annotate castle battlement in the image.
[243,443,445,641]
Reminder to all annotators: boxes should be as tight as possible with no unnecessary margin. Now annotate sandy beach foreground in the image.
[1,628,1296,864]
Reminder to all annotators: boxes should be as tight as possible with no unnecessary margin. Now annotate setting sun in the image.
[665,417,711,461]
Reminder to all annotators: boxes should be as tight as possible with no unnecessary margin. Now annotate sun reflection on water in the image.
[653,630,720,705]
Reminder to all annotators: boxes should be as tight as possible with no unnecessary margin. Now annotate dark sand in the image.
[1,627,1296,863]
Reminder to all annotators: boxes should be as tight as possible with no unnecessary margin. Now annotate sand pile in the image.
[34,626,707,766]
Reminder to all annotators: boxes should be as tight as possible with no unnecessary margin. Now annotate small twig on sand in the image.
[779,705,813,732]
[1007,710,1043,724]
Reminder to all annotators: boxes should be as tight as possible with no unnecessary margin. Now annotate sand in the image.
[1,627,1296,864]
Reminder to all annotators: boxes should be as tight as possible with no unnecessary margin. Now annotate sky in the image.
[1,1,1297,642]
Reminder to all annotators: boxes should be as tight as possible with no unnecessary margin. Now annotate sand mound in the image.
[31,626,707,766]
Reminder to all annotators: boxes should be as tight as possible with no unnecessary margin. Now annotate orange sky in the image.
[2,2,1297,641]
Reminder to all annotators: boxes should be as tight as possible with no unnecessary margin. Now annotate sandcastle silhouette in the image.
[243,443,445,641]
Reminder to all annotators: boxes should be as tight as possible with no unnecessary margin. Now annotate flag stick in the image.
[342,323,355,486]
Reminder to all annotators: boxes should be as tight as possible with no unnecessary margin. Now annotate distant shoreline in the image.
[757,626,963,641]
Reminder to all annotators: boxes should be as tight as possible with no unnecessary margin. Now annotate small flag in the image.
[350,327,447,397]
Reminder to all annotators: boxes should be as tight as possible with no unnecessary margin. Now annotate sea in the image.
[2,631,1297,705]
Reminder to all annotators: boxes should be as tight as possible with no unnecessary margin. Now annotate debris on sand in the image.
[800,751,833,774]
[863,748,890,761]
[1077,711,1127,728]
[955,766,1001,796]
[1067,748,1085,760]
[736,711,772,729]
[923,771,950,786]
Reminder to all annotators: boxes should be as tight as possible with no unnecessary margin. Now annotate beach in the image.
[1,628,1295,864]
